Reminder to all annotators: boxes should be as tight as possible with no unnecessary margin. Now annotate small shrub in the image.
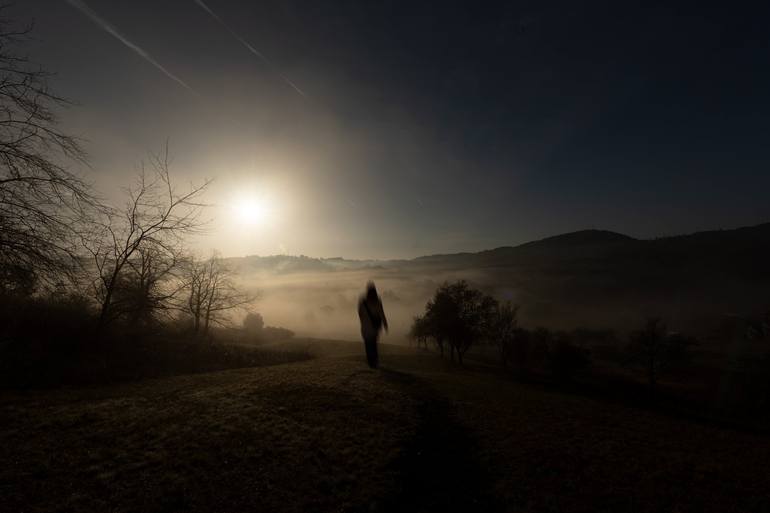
[261,326,295,341]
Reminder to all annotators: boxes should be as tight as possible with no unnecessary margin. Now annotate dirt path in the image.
[376,368,502,513]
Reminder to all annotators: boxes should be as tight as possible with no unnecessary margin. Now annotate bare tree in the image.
[85,145,210,330]
[488,302,520,368]
[408,315,430,350]
[110,245,184,329]
[627,317,695,397]
[0,8,96,291]
[184,255,209,333]
[183,254,252,336]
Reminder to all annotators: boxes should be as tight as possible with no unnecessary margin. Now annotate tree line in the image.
[411,280,697,395]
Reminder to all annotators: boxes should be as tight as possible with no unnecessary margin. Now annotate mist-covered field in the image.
[233,265,473,342]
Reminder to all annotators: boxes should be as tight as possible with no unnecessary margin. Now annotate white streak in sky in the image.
[65,0,197,95]
[193,0,307,98]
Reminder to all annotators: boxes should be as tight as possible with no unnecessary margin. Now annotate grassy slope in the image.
[391,354,770,512]
[0,348,421,513]
[2,342,770,512]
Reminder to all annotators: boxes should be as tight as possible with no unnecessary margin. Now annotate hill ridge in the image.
[225,221,770,269]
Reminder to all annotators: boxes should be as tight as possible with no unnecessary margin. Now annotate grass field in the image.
[2,341,770,512]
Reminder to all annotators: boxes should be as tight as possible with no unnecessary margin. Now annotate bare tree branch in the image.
[181,253,254,336]
[0,8,99,292]
[84,144,211,330]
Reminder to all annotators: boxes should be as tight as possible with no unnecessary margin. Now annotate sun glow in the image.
[232,195,272,226]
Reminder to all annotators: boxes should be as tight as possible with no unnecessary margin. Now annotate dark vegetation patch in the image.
[0,294,310,389]
[411,280,770,431]
[0,334,311,389]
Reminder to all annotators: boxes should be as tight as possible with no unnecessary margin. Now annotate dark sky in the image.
[17,0,770,258]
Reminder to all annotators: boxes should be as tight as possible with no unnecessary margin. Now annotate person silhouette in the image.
[358,281,388,369]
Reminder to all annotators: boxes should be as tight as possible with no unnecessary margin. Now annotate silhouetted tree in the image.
[413,280,497,365]
[84,144,210,330]
[183,254,252,336]
[488,302,520,368]
[0,8,96,290]
[415,285,451,357]
[110,246,183,329]
[408,315,430,350]
[243,312,264,334]
[627,317,695,397]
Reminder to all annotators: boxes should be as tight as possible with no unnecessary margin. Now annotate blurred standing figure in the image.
[358,281,388,368]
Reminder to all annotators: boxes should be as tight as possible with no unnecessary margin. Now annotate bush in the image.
[0,292,96,350]
[499,327,531,371]
[496,326,590,380]
[261,326,295,341]
[543,330,591,381]
[0,293,307,389]
[626,318,696,395]
[0,292,97,388]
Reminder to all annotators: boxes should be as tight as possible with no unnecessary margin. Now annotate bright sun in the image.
[233,196,270,226]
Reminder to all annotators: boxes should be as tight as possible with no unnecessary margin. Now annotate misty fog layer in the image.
[231,225,770,342]
[232,266,444,342]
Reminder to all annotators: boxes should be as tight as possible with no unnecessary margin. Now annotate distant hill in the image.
[226,223,770,274]
[227,223,770,336]
[410,229,639,270]
[463,223,770,333]
[519,229,636,247]
[226,254,386,274]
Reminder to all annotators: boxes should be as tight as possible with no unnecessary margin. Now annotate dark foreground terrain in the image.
[2,342,769,513]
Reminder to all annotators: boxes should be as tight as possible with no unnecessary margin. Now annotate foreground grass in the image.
[0,354,421,512]
[2,342,770,512]
[391,353,770,513]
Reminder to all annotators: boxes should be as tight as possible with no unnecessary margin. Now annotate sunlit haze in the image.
[232,193,273,227]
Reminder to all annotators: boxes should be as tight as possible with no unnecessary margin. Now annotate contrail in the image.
[65,0,197,95]
[193,0,307,98]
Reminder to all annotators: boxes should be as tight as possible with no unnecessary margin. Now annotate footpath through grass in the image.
[2,342,770,512]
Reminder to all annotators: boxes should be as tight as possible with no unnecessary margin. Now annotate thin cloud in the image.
[193,0,307,98]
[65,0,197,95]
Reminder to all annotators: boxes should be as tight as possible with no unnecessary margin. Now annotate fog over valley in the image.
[229,224,770,342]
